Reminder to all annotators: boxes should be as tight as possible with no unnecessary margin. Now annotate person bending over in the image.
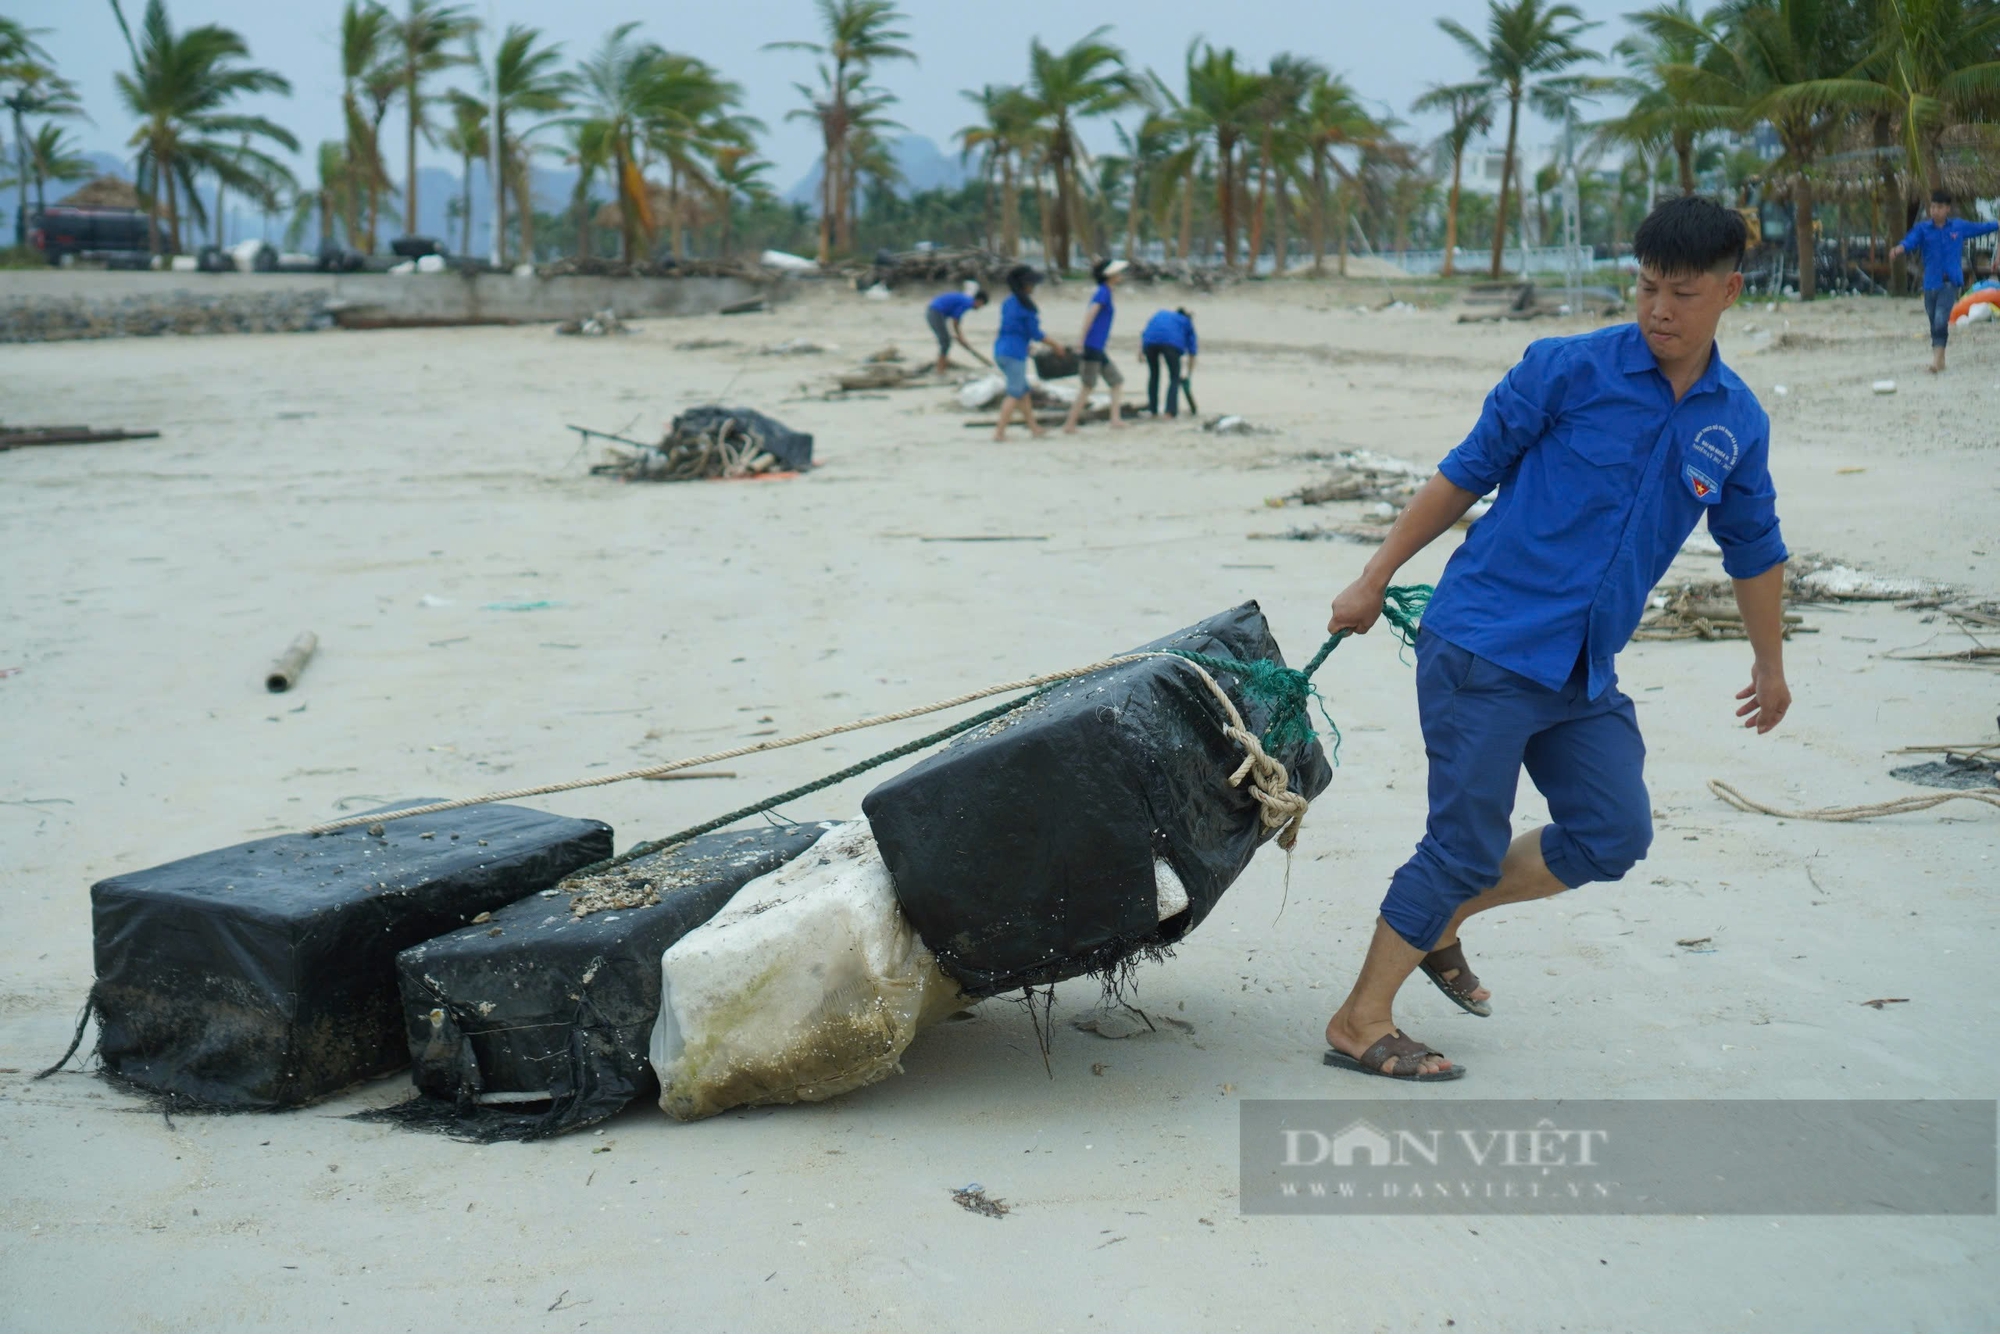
[926,285,991,374]
[1890,189,1998,375]
[1064,258,1129,433]
[1320,195,1793,1080]
[1141,308,1198,418]
[992,266,1067,441]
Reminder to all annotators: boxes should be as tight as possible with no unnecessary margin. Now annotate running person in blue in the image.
[926,286,991,374]
[1320,196,1793,1080]
[1063,258,1130,433]
[1890,188,1998,375]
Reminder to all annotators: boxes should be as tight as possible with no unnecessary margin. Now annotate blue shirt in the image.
[1898,217,1999,290]
[1084,283,1115,351]
[929,291,976,321]
[1425,323,1787,699]
[1141,309,1197,354]
[994,295,1044,360]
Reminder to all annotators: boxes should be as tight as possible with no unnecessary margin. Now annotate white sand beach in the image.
[2,279,1995,1331]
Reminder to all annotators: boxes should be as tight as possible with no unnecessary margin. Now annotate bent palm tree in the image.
[338,0,394,251]
[1304,71,1386,273]
[15,123,95,217]
[1439,0,1599,277]
[1413,80,1496,275]
[484,23,571,264]
[1,19,84,244]
[441,89,487,255]
[115,0,298,254]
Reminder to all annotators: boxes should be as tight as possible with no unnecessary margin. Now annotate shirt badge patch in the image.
[1684,463,1719,502]
[1688,424,1741,473]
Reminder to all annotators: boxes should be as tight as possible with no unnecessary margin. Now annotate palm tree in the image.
[956,83,1038,256]
[390,0,478,239]
[484,24,572,264]
[1802,0,2000,198]
[1302,71,1386,273]
[13,123,95,218]
[1666,0,1871,299]
[569,23,663,262]
[713,145,770,259]
[1184,42,1269,268]
[287,140,353,249]
[1246,54,1325,269]
[115,0,298,255]
[1113,98,1184,261]
[338,1,394,252]
[1020,27,1141,270]
[1597,1,1726,195]
[766,0,916,264]
[642,52,757,259]
[2,19,83,245]
[1439,0,1600,277]
[440,89,487,255]
[1412,80,1497,275]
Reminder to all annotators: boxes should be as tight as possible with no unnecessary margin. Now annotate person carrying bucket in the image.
[992,265,1067,441]
[1890,189,1998,375]
[926,284,991,374]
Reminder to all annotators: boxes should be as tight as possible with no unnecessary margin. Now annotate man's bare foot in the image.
[1029,427,1048,439]
[1061,422,1079,434]
[992,431,1008,442]
[1325,1009,1452,1076]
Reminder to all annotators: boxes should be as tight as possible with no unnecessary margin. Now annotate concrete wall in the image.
[0,269,779,342]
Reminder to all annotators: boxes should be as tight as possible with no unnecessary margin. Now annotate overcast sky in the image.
[21,0,1643,186]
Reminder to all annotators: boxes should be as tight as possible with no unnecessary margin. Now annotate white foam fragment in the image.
[651,822,964,1122]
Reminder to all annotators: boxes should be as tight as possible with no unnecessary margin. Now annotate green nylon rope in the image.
[567,585,1432,882]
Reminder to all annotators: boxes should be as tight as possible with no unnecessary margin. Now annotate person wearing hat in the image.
[926,285,991,374]
[993,265,1067,441]
[1063,258,1130,433]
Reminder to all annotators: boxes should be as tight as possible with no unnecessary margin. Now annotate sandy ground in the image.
[3,277,1997,1332]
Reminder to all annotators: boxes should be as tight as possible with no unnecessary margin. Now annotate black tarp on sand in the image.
[393,822,834,1138]
[863,602,1331,997]
[89,803,611,1109]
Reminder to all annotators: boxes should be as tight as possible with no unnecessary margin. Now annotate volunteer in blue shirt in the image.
[926,285,991,374]
[1890,188,1999,374]
[1062,258,1130,433]
[1140,308,1199,417]
[992,265,1067,441]
[1320,196,1792,1081]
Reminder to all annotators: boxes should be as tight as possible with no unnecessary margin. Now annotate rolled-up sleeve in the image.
[1709,425,1788,579]
[1437,338,1565,494]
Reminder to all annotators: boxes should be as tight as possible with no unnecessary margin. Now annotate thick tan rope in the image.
[1708,778,2000,822]
[305,652,1308,839]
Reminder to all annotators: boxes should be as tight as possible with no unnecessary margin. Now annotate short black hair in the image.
[1931,188,1953,205]
[971,287,989,304]
[1633,195,1747,277]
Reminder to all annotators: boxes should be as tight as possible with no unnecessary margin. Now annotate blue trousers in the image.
[1380,629,1654,952]
[1924,284,1959,348]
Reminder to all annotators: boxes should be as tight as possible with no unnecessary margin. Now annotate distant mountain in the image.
[785,135,968,209]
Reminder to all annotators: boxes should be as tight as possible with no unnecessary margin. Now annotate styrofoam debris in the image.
[650,822,964,1122]
[957,374,1006,410]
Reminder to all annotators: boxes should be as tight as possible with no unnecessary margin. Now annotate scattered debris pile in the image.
[1635,582,1815,641]
[1456,281,1624,323]
[1889,742,2000,791]
[537,255,766,280]
[1204,414,1276,436]
[554,308,629,336]
[583,406,814,482]
[1269,449,1431,508]
[843,246,1016,292]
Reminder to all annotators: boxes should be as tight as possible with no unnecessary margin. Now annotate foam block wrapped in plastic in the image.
[89,803,612,1109]
[862,601,1331,997]
[650,822,964,1122]
[394,823,833,1138]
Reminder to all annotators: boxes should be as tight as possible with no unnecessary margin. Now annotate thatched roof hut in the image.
[56,176,142,210]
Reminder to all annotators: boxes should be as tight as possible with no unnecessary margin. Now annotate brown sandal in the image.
[1323,1028,1464,1081]
[1420,941,1492,1017]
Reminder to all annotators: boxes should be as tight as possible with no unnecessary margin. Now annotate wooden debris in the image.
[0,424,161,450]
[265,632,318,693]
